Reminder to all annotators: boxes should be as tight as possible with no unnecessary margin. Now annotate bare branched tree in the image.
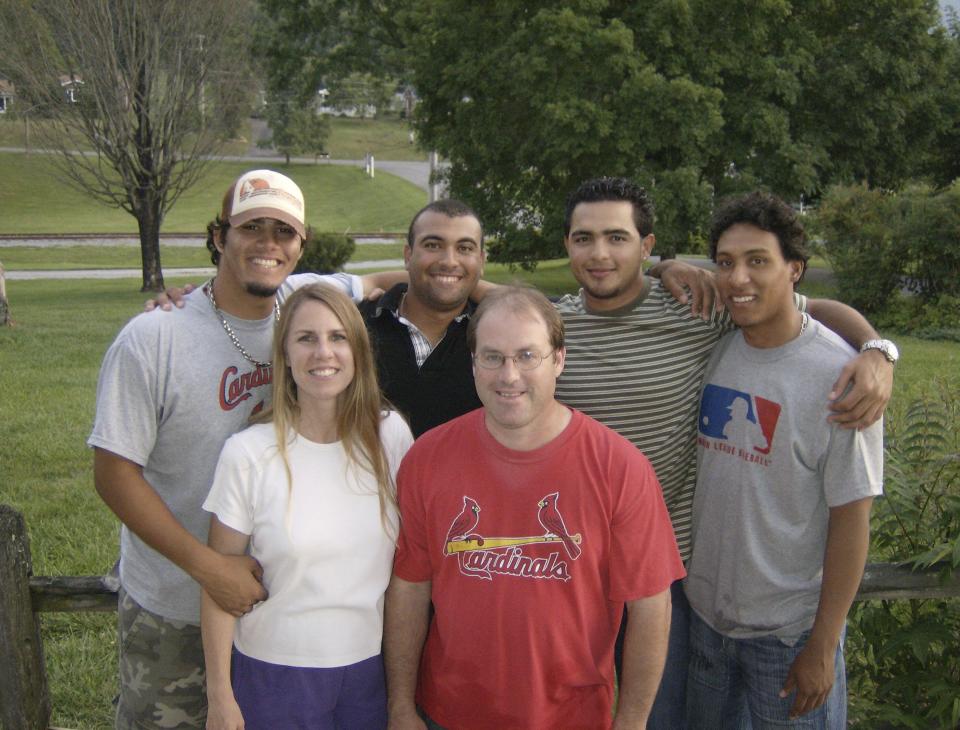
[2,0,256,290]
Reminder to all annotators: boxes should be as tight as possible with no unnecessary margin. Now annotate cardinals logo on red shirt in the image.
[443,493,582,581]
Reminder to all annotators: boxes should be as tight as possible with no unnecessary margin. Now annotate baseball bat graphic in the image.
[446,534,582,554]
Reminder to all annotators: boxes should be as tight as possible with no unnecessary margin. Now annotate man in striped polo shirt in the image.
[553,177,894,728]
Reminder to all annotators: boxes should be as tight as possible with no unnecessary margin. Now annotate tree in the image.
[927,10,960,186]
[407,0,955,263]
[257,0,955,265]
[407,1,726,262]
[260,94,332,164]
[1,0,258,290]
[257,0,412,102]
[324,72,396,118]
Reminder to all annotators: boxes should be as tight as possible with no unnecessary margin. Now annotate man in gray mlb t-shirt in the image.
[685,192,884,728]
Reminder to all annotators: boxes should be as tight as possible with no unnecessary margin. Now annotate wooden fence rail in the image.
[3,504,960,729]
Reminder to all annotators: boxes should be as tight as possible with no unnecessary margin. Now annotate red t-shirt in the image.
[394,408,685,730]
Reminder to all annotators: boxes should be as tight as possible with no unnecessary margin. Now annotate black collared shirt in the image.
[358,284,481,438]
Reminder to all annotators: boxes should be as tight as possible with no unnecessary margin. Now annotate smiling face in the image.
[472,303,567,449]
[404,211,484,313]
[285,299,356,411]
[715,223,804,348]
[564,200,655,312]
[216,217,304,299]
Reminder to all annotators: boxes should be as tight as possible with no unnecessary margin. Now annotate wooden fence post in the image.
[0,505,51,730]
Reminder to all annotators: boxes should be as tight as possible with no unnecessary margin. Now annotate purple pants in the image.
[231,650,387,729]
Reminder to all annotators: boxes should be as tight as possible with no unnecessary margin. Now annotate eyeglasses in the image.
[473,350,554,371]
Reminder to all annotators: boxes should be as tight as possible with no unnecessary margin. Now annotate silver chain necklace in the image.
[204,279,279,368]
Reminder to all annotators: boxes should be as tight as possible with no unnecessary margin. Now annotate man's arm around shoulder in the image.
[806,299,893,429]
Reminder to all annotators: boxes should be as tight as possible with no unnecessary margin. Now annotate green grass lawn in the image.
[0,117,255,155]
[326,116,426,161]
[0,152,424,235]
[1,270,956,728]
[0,115,426,161]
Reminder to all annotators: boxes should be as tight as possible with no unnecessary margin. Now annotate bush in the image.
[873,294,960,342]
[294,232,356,274]
[815,182,960,330]
[900,182,960,305]
[814,184,904,316]
[847,384,960,728]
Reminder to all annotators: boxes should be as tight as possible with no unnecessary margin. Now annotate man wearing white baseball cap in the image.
[88,169,366,728]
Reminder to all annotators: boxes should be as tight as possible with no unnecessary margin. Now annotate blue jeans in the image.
[686,612,847,729]
[616,579,690,729]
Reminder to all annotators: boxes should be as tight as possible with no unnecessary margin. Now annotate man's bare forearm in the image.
[810,498,873,652]
[94,448,217,580]
[384,575,432,723]
[93,448,266,614]
[613,589,672,729]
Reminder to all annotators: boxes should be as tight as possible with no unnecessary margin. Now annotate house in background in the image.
[58,74,83,103]
[0,78,14,113]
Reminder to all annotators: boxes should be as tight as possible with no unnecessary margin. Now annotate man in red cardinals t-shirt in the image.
[385,285,685,730]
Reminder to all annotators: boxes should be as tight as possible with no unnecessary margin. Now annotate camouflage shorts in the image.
[115,586,207,729]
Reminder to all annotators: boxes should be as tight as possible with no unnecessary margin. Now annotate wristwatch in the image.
[860,339,899,365]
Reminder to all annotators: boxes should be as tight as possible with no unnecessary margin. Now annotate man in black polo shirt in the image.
[360,200,485,436]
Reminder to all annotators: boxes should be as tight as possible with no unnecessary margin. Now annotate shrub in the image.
[900,182,960,305]
[847,384,960,728]
[815,182,960,330]
[814,184,903,316]
[873,294,960,342]
[294,232,356,274]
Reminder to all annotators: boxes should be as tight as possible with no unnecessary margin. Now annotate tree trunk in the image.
[138,207,165,292]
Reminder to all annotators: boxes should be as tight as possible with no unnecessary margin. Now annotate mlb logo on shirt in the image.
[698,385,781,455]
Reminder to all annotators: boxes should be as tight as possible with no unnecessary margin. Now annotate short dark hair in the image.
[563,177,655,237]
[709,192,810,283]
[467,284,565,353]
[407,199,484,249]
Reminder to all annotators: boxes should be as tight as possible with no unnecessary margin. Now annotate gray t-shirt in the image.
[88,274,358,623]
[684,319,883,638]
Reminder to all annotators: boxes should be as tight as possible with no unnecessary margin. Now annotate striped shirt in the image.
[554,279,806,560]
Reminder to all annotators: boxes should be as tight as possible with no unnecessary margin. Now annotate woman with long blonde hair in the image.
[200,283,413,729]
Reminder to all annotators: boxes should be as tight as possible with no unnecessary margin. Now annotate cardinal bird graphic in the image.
[445,496,481,544]
[537,492,581,560]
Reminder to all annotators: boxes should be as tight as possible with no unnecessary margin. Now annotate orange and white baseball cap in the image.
[227,169,306,238]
